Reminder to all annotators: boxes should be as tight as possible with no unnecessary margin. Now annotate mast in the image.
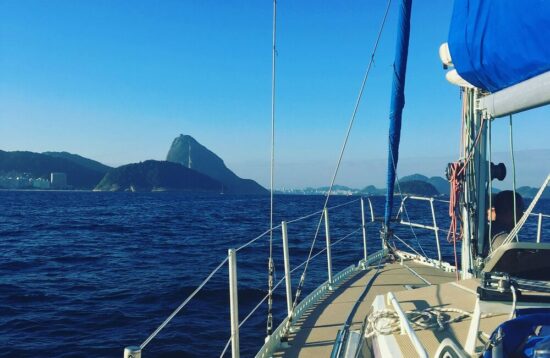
[473,91,489,273]
[383,0,413,237]
[459,87,484,278]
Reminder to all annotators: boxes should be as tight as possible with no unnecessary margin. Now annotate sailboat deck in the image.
[387,278,507,357]
[274,259,456,357]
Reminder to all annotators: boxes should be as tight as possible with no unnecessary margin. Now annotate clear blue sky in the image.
[1,0,548,188]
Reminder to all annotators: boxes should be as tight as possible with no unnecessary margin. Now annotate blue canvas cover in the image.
[483,309,550,357]
[384,0,412,228]
[448,0,550,92]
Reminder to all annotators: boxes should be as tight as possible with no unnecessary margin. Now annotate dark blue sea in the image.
[1,191,548,357]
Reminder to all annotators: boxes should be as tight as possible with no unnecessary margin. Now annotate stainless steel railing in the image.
[123,194,548,358]
[123,196,373,358]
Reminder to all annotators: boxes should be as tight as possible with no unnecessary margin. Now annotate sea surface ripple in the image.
[0,191,547,357]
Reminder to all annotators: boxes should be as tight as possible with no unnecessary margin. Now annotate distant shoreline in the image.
[0,189,92,192]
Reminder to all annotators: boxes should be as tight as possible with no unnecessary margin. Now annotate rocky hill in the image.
[397,180,439,196]
[517,186,550,199]
[166,134,267,195]
[94,160,222,192]
[400,174,449,195]
[43,151,111,173]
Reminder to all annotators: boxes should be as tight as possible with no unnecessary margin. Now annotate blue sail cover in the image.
[448,0,550,93]
[384,0,412,228]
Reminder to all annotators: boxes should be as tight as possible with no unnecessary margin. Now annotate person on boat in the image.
[488,190,525,250]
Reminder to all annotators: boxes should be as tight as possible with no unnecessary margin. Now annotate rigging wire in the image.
[140,257,229,350]
[496,174,550,249]
[280,0,393,339]
[509,114,518,241]
[266,0,277,338]
[446,88,484,279]
[220,225,362,357]
[488,117,493,252]
[388,144,429,258]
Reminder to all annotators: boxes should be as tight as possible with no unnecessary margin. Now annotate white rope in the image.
[140,257,229,349]
[366,306,494,338]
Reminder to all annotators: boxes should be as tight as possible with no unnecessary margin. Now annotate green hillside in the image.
[94,160,222,192]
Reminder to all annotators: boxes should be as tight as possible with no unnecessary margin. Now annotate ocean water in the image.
[0,191,548,357]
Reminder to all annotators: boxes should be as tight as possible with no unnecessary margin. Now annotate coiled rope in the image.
[366,307,493,338]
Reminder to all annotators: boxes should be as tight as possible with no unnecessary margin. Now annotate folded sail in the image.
[448,0,550,93]
[383,0,412,228]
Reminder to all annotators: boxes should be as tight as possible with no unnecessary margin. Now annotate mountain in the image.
[400,174,429,182]
[43,151,111,173]
[166,134,267,195]
[0,150,105,189]
[401,174,449,195]
[360,185,386,195]
[426,176,449,195]
[517,186,550,199]
[398,180,439,196]
[94,160,222,192]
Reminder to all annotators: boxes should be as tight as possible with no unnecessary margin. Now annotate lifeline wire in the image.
[282,0,394,337]
[388,144,429,258]
[140,257,229,350]
[235,198,360,252]
[498,174,550,249]
[219,226,362,357]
